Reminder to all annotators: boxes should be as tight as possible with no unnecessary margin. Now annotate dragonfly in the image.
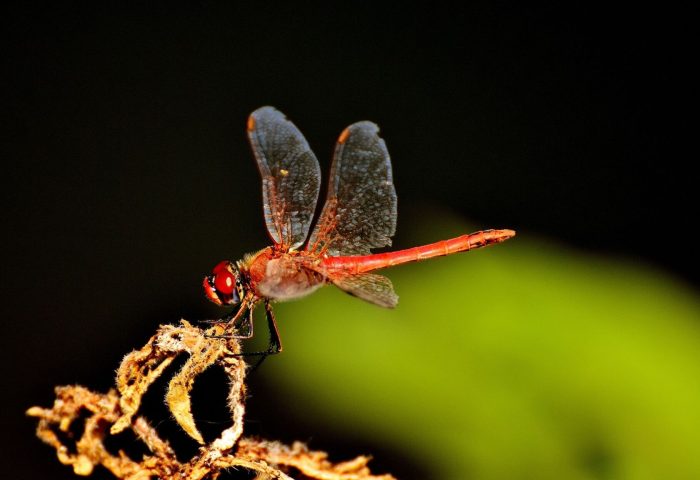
[203,106,515,355]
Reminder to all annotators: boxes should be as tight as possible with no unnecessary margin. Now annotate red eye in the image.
[214,269,235,295]
[204,260,240,306]
[212,260,231,275]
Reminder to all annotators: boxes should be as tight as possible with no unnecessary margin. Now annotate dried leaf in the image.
[165,331,226,444]
[111,332,175,435]
[28,320,395,479]
[237,439,396,480]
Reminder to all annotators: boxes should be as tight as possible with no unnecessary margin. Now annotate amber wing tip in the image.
[338,126,351,144]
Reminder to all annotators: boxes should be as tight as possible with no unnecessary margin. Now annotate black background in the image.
[2,3,694,479]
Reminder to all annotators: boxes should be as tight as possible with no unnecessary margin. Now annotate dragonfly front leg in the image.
[234,300,283,356]
[232,307,254,339]
[203,299,282,372]
[203,301,254,339]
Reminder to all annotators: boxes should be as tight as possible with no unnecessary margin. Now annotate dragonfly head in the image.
[203,260,243,306]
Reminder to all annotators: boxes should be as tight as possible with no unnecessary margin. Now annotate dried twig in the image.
[27,320,394,480]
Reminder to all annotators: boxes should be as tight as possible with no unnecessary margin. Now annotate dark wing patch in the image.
[307,121,397,256]
[331,272,398,308]
[248,107,321,250]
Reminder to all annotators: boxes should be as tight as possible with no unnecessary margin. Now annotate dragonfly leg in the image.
[232,307,254,339]
[240,300,283,371]
[203,300,282,371]
[203,304,254,339]
[238,301,283,353]
[198,303,245,326]
[263,299,283,354]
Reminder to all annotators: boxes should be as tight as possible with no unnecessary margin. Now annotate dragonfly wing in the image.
[307,121,397,256]
[330,272,398,308]
[248,107,321,250]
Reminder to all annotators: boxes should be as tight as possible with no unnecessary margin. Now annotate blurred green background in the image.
[260,214,700,480]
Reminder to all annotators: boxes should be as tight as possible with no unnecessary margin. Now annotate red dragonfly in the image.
[203,107,515,354]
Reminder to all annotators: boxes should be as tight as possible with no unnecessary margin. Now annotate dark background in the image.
[2,3,694,479]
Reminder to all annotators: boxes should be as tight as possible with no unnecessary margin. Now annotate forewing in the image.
[331,272,398,308]
[307,121,397,256]
[248,106,321,250]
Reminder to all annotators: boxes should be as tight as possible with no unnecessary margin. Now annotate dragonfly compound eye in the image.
[203,261,240,306]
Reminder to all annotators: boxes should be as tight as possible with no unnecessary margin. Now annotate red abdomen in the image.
[321,229,515,274]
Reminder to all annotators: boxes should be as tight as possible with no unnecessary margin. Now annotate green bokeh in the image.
[261,216,700,480]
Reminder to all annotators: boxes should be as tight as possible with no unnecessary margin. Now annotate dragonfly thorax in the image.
[243,248,326,302]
